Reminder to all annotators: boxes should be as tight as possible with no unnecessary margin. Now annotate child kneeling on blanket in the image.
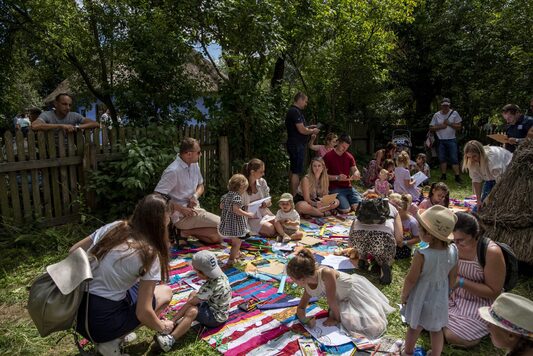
[156,250,231,352]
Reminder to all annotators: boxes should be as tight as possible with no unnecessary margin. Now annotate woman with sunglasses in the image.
[444,212,506,347]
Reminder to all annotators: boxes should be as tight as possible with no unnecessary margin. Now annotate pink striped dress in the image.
[447,257,494,341]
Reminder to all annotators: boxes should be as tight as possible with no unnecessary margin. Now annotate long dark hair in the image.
[428,182,450,207]
[242,158,264,194]
[90,194,171,281]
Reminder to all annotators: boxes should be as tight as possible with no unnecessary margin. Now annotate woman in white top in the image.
[70,194,174,355]
[462,140,512,211]
[242,158,276,237]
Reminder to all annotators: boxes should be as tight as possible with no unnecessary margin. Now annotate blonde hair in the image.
[305,157,329,197]
[462,140,489,174]
[389,193,412,212]
[228,174,248,192]
[379,169,388,179]
[397,151,410,168]
[325,132,338,145]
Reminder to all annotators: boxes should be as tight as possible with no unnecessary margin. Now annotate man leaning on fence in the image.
[155,137,222,245]
[31,93,99,132]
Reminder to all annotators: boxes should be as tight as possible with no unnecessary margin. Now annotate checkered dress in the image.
[218,191,249,238]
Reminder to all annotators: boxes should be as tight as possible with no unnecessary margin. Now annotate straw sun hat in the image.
[479,293,533,340]
[415,205,457,242]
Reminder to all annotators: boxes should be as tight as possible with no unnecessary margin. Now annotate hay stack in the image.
[479,139,533,263]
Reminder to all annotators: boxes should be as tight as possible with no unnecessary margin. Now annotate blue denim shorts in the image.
[287,144,305,174]
[330,187,362,210]
[438,139,459,165]
[196,302,225,328]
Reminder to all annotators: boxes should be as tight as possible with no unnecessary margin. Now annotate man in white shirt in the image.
[429,98,463,183]
[155,137,221,244]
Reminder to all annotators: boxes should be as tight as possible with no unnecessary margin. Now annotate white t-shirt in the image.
[430,110,462,140]
[275,208,300,225]
[88,221,161,301]
[468,146,513,183]
[350,203,399,235]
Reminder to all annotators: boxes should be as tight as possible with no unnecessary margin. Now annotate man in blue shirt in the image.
[285,92,319,195]
[501,104,533,153]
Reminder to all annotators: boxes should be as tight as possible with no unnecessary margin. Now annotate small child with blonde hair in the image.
[309,132,338,157]
[394,151,420,201]
[274,193,304,242]
[401,206,458,356]
[374,169,391,196]
[389,193,420,259]
[218,174,255,266]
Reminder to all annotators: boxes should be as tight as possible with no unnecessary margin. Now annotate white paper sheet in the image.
[304,318,353,346]
[247,197,271,215]
[411,171,428,187]
[320,255,355,270]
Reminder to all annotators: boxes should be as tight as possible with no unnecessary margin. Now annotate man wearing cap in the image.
[286,92,320,196]
[429,98,463,183]
[156,250,231,351]
[155,137,222,244]
[501,104,533,153]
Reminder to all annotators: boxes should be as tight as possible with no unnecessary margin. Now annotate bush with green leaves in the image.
[87,131,177,219]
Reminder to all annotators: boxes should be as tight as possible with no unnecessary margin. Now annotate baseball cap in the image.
[192,250,223,279]
[441,98,451,106]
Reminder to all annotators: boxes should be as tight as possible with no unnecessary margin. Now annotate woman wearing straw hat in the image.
[479,293,533,355]
[444,212,506,347]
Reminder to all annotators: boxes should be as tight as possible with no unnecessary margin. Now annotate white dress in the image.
[304,268,395,339]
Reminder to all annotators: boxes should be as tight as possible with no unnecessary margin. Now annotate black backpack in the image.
[476,237,519,291]
[356,198,392,224]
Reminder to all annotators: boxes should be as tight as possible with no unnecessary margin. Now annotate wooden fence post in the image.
[83,143,97,210]
[219,136,230,188]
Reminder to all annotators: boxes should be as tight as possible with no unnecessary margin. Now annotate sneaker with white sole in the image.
[121,332,137,344]
[97,338,129,356]
[155,333,175,352]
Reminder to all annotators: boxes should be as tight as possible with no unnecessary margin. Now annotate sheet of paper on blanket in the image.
[183,276,205,290]
[411,171,428,187]
[300,235,323,246]
[305,318,353,346]
[320,255,355,270]
[272,242,297,252]
[327,225,351,235]
[247,197,271,215]
[257,260,286,276]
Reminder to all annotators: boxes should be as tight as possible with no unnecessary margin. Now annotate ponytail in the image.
[287,248,316,280]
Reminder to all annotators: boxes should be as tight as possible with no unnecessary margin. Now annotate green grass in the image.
[0,173,531,355]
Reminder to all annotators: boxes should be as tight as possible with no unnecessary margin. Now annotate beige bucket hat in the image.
[479,293,533,340]
[415,205,457,242]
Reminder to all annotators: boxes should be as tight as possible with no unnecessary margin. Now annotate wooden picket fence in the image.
[0,125,227,227]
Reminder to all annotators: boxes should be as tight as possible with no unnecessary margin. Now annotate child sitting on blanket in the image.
[389,193,420,259]
[156,250,231,352]
[287,248,394,339]
[218,174,255,267]
[418,182,450,210]
[274,193,304,243]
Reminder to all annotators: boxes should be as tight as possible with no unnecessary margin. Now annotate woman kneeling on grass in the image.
[70,194,174,356]
[287,248,394,339]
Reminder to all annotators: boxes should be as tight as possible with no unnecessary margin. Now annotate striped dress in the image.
[447,257,493,341]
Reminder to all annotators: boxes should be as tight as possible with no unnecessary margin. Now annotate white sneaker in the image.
[122,332,137,344]
[155,333,175,352]
[97,338,129,356]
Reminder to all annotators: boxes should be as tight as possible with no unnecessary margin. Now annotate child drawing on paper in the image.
[418,182,450,210]
[287,248,394,339]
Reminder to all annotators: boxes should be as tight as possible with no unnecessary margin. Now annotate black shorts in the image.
[76,283,156,343]
[287,144,305,174]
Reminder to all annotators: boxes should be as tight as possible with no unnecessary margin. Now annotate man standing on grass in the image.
[32,93,99,132]
[285,92,320,195]
[155,137,222,244]
[429,98,463,183]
